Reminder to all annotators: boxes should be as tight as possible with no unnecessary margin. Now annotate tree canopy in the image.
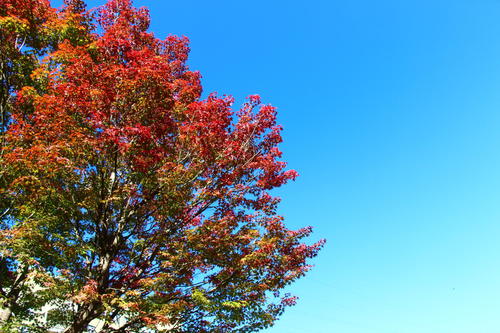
[0,1,324,332]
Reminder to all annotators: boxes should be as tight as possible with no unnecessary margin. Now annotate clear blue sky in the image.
[56,0,500,331]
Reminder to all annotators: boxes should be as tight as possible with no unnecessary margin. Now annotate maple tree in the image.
[0,0,324,332]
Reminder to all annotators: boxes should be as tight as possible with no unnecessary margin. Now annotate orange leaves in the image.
[72,279,99,304]
[0,0,53,25]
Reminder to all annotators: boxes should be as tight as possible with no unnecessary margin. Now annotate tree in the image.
[0,0,324,332]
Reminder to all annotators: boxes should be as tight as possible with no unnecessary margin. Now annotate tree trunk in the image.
[64,302,99,333]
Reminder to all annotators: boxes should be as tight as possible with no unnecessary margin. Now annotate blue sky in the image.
[56,0,500,331]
